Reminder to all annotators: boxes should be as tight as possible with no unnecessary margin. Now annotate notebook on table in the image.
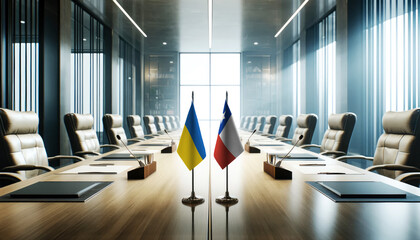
[318,181,407,198]
[277,153,318,159]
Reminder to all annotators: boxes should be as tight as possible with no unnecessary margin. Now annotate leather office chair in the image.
[163,116,172,131]
[64,113,120,158]
[240,116,245,129]
[301,112,357,158]
[243,116,251,130]
[261,115,277,134]
[103,114,141,147]
[127,115,151,140]
[272,115,293,139]
[169,116,177,130]
[0,109,83,186]
[281,114,317,146]
[175,116,181,129]
[154,116,165,132]
[143,115,159,135]
[255,116,266,133]
[248,116,258,131]
[337,109,420,179]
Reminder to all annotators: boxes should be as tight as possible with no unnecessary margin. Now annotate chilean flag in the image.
[214,100,244,169]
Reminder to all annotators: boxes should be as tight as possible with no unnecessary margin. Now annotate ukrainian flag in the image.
[177,102,206,170]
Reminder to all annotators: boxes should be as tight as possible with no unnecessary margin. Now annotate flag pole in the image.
[182,91,204,205]
[216,91,238,204]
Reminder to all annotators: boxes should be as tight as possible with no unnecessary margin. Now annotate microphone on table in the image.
[246,129,257,144]
[275,135,303,167]
[164,129,174,144]
[117,135,145,167]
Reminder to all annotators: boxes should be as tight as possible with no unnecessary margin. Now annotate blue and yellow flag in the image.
[177,102,206,170]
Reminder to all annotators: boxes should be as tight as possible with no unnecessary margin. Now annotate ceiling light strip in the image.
[112,0,147,37]
[208,0,213,49]
[274,0,309,38]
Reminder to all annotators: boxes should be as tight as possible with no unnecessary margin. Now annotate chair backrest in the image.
[127,115,145,138]
[154,116,165,132]
[320,113,357,154]
[143,115,158,134]
[255,116,266,132]
[0,108,48,179]
[373,109,420,178]
[248,116,258,131]
[244,116,251,129]
[175,116,180,129]
[169,116,177,130]
[276,115,293,138]
[262,116,277,134]
[103,114,127,146]
[64,113,100,154]
[163,116,172,131]
[240,116,246,129]
[291,114,317,146]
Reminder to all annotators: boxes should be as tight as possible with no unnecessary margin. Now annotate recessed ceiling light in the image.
[83,38,87,42]
[248,61,252,64]
[169,61,174,64]
[275,0,310,37]
[162,42,167,45]
[20,20,25,24]
[253,42,259,45]
[112,0,147,37]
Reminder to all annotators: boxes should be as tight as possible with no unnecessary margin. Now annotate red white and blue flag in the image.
[214,100,244,169]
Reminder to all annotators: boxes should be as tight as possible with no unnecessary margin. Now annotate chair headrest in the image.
[104,114,123,128]
[382,109,420,135]
[279,115,292,126]
[297,114,317,128]
[145,115,155,124]
[155,116,163,122]
[265,115,277,125]
[128,115,141,125]
[72,113,94,130]
[257,116,264,122]
[0,108,38,135]
[328,113,356,130]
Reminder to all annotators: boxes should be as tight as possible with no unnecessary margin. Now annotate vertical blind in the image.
[70,1,105,136]
[316,11,336,142]
[7,0,39,112]
[365,0,419,154]
[119,38,139,130]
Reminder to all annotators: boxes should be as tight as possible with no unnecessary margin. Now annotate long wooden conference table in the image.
[0,131,419,239]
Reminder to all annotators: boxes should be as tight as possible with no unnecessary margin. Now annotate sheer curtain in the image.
[365,0,419,154]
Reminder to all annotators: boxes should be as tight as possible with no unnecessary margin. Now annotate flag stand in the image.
[216,165,238,204]
[182,91,205,205]
[216,92,238,205]
[182,168,205,204]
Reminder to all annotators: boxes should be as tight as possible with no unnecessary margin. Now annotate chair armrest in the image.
[395,172,420,183]
[0,172,24,184]
[319,150,347,158]
[300,144,321,149]
[2,165,54,173]
[100,144,121,150]
[74,150,101,158]
[366,164,420,173]
[335,155,374,162]
[48,155,84,165]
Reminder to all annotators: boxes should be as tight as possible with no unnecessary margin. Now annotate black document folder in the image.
[318,181,407,198]
[10,181,101,198]
[0,181,113,202]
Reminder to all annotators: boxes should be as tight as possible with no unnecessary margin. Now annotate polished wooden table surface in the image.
[0,132,419,239]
